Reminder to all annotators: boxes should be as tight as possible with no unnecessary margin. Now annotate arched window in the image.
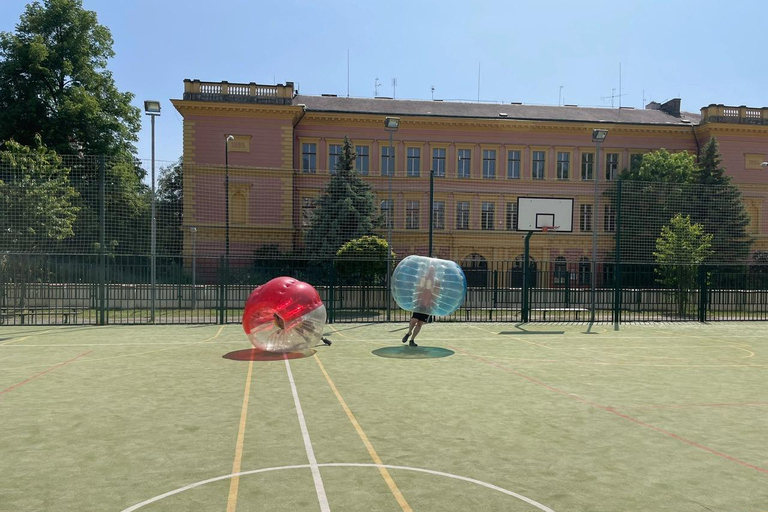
[554,256,568,286]
[578,257,591,286]
[462,253,488,287]
[511,254,537,288]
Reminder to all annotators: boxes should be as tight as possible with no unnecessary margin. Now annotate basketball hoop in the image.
[541,225,560,233]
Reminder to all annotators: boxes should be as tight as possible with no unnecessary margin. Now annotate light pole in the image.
[591,129,608,323]
[225,135,234,259]
[384,116,400,321]
[144,100,161,323]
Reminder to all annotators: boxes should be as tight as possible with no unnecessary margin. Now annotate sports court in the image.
[1,322,766,511]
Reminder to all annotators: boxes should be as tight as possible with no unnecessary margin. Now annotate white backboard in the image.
[516,197,574,232]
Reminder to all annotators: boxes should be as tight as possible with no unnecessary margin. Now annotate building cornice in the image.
[171,99,303,121]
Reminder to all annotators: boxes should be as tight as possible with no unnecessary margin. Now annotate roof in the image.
[293,95,702,126]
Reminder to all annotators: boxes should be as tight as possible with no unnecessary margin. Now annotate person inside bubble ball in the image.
[401,265,440,347]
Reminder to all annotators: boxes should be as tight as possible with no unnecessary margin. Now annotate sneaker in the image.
[409,340,418,347]
[322,338,332,346]
[402,334,409,343]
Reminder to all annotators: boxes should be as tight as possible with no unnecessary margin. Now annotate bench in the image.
[530,307,588,321]
[7,308,86,325]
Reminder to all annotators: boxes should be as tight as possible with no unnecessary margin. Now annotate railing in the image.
[183,79,294,105]
[700,104,768,125]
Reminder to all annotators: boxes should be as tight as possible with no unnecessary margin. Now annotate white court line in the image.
[284,356,330,512]
[119,463,556,512]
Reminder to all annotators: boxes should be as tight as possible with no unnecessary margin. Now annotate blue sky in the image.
[1,0,766,164]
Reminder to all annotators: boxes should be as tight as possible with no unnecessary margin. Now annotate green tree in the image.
[156,158,183,256]
[304,136,378,258]
[0,0,140,156]
[653,214,713,317]
[691,137,752,262]
[0,137,78,252]
[613,149,699,265]
[335,235,392,284]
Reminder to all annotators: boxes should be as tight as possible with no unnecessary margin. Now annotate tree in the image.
[613,149,699,265]
[0,0,140,157]
[156,158,183,257]
[0,137,78,252]
[691,138,752,263]
[335,235,392,284]
[304,136,378,258]
[653,214,713,317]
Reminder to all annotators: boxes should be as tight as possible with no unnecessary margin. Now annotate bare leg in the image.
[403,318,419,343]
[410,320,424,341]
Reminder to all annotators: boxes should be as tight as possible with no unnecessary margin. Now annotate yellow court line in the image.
[314,355,412,512]
[0,329,52,346]
[226,358,255,512]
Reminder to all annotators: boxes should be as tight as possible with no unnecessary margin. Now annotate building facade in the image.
[172,79,768,282]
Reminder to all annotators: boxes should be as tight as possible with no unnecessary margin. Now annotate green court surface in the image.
[1,322,766,511]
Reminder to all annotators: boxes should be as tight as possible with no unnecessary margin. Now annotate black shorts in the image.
[411,312,430,322]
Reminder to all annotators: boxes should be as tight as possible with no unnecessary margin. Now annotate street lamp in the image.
[591,128,608,323]
[144,100,161,323]
[225,135,234,259]
[384,116,400,321]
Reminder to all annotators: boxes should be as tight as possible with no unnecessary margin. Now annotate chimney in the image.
[659,98,681,117]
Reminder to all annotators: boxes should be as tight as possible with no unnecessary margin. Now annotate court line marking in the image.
[315,354,412,512]
[452,346,768,476]
[0,350,93,396]
[226,358,254,512]
[118,463,555,512]
[0,325,226,370]
[285,356,330,512]
[0,329,52,346]
[468,324,554,349]
[615,401,768,410]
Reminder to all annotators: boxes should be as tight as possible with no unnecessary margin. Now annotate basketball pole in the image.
[522,231,533,322]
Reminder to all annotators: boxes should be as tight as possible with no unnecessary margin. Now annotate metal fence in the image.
[3,256,768,325]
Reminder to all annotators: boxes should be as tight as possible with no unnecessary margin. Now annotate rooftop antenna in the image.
[392,78,397,99]
[374,78,380,97]
[619,63,622,109]
[642,89,646,107]
[346,49,350,98]
[601,88,626,108]
[559,85,564,106]
[431,85,435,100]
[477,62,481,102]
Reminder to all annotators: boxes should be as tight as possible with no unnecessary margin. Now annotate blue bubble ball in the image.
[391,255,467,317]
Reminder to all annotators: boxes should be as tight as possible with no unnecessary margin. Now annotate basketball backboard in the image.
[516,197,574,232]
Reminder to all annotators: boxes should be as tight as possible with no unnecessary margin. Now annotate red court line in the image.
[451,346,768,476]
[0,351,93,396]
[620,402,768,409]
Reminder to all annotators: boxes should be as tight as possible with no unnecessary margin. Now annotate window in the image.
[456,201,470,230]
[630,153,643,171]
[380,199,393,228]
[432,148,446,177]
[302,197,316,228]
[328,144,342,173]
[579,257,591,286]
[507,150,521,179]
[581,152,594,180]
[580,204,593,232]
[481,202,495,230]
[506,202,518,231]
[458,149,472,178]
[554,256,568,286]
[302,143,317,173]
[406,147,421,177]
[532,151,546,180]
[433,201,445,229]
[482,149,496,179]
[355,145,369,175]
[406,200,420,229]
[604,204,616,233]
[606,153,619,181]
[381,146,395,176]
[556,152,570,180]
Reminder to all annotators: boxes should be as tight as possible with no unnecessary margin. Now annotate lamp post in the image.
[225,135,234,259]
[384,116,400,321]
[144,100,161,323]
[591,129,608,323]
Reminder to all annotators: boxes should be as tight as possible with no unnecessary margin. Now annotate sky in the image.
[1,0,767,166]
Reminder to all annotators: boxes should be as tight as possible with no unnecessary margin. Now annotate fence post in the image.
[98,155,106,326]
[328,259,335,323]
[218,256,225,324]
[698,265,708,322]
[613,179,623,325]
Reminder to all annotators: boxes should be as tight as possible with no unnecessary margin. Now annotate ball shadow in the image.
[372,346,454,359]
[223,348,316,362]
